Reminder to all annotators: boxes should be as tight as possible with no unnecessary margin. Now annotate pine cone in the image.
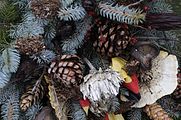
[48,55,83,87]
[172,73,181,99]
[144,102,173,120]
[93,20,131,57]
[15,36,45,55]
[30,0,60,19]
[20,80,46,111]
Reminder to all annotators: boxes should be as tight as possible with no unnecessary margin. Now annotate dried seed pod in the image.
[30,0,60,19]
[15,36,45,55]
[80,68,124,116]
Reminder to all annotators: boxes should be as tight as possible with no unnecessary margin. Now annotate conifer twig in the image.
[32,67,46,92]
[83,57,96,71]
[128,0,144,7]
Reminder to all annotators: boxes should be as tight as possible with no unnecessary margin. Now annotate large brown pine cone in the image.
[48,54,83,87]
[93,20,131,57]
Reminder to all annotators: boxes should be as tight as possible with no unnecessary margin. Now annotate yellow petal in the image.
[159,51,168,58]
[82,106,89,115]
[112,57,126,67]
[108,113,125,120]
[112,57,132,83]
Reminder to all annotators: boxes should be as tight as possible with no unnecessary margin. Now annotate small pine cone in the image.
[93,20,131,57]
[30,0,60,19]
[20,80,46,111]
[15,36,45,55]
[48,55,83,87]
[144,102,173,120]
[172,73,181,99]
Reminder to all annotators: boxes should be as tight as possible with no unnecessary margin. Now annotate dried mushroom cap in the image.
[135,41,159,59]
[133,51,178,108]
[131,41,159,70]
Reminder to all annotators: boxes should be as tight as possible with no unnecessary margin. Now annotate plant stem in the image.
[83,57,97,71]
[128,0,144,7]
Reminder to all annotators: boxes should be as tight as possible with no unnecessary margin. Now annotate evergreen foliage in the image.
[0,0,180,119]
[10,12,47,39]
[61,17,91,53]
[1,88,20,120]
[147,0,173,13]
[60,0,75,7]
[0,85,17,104]
[30,50,56,64]
[1,48,20,73]
[25,103,42,120]
[0,71,11,88]
[58,4,86,21]
[98,2,146,25]
[126,108,142,120]
[69,100,87,120]
[0,0,20,23]
[12,0,30,9]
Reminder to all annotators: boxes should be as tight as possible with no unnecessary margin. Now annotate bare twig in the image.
[32,67,46,92]
[128,0,144,7]
[136,36,177,41]
[83,57,97,71]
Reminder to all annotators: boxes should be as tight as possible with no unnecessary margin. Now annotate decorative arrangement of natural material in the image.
[0,0,181,120]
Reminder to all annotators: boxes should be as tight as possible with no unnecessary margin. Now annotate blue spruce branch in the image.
[2,48,20,73]
[60,0,75,7]
[61,17,91,54]
[0,48,20,88]
[30,50,56,64]
[98,2,146,25]
[10,12,47,39]
[126,108,142,120]
[12,0,30,9]
[147,0,173,14]
[0,71,11,89]
[58,4,86,21]
[43,23,56,49]
[0,85,17,104]
[25,103,43,120]
[1,88,20,120]
[69,100,87,120]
